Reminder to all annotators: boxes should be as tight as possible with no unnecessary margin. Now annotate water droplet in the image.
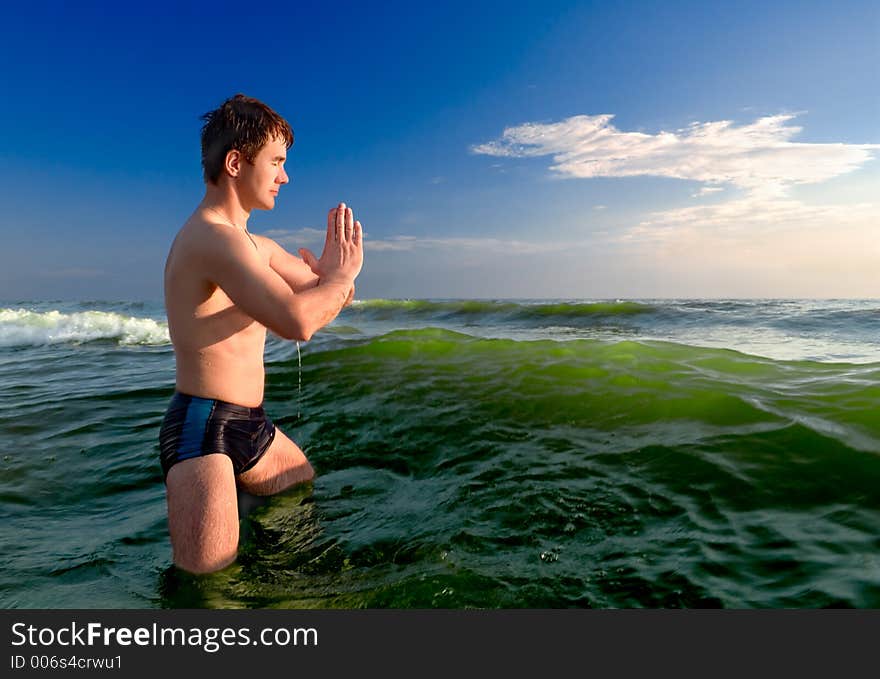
[295,340,302,420]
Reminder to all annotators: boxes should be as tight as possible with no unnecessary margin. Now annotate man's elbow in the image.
[277,315,316,342]
[276,321,313,342]
[296,326,315,342]
[271,299,311,341]
[285,299,327,342]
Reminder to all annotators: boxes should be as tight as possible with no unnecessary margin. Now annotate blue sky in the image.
[1,0,877,300]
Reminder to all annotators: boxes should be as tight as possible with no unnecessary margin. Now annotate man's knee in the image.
[168,507,240,574]
[237,428,314,495]
[172,542,238,574]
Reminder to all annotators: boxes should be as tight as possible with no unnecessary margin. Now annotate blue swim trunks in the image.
[159,391,276,481]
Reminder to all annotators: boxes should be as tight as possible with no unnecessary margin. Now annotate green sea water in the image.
[1,299,879,608]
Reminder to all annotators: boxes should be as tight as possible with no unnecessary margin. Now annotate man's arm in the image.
[200,224,353,341]
[258,234,355,306]
[255,235,320,293]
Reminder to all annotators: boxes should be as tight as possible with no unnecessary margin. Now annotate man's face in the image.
[240,136,289,210]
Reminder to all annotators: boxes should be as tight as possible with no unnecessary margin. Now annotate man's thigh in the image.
[236,426,314,496]
[165,454,239,574]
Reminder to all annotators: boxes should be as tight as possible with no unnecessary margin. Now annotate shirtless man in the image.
[160,94,363,574]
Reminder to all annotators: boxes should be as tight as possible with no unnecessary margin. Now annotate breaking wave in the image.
[0,308,170,346]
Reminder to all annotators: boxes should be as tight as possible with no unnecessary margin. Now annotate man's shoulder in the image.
[185,216,237,241]
[174,216,227,246]
[250,233,284,263]
[185,218,260,258]
[168,220,248,280]
[251,232,279,250]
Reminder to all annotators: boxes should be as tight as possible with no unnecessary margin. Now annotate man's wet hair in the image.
[200,94,294,185]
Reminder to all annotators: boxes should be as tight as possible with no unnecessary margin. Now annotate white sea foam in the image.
[0,308,170,346]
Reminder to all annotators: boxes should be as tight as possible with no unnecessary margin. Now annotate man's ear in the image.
[224,149,241,178]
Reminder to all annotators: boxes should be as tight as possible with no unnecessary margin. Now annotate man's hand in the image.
[298,203,364,288]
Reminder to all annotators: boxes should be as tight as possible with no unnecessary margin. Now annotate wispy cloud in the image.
[471,113,879,192]
[260,229,590,256]
[474,112,880,258]
[260,227,326,248]
[614,207,880,298]
[637,195,876,232]
[366,235,581,254]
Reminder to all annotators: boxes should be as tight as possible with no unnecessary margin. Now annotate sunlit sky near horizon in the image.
[1,0,878,301]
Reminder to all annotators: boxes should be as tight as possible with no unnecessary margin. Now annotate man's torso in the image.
[164,218,269,407]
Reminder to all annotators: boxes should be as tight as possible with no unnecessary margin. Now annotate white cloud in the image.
[634,196,876,235]
[466,112,880,296]
[611,186,880,297]
[474,112,880,265]
[259,227,326,248]
[258,228,584,256]
[692,186,724,198]
[472,113,878,191]
[366,235,579,255]
[618,216,880,298]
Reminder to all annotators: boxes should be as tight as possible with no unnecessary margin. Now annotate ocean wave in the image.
[298,327,880,453]
[308,325,857,365]
[350,299,654,320]
[0,308,170,346]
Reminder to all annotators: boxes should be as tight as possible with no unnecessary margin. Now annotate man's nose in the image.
[278,167,289,185]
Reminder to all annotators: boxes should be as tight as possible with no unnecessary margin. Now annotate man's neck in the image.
[201,185,250,230]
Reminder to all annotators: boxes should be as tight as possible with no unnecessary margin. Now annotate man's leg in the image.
[165,455,239,574]
[237,427,315,496]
